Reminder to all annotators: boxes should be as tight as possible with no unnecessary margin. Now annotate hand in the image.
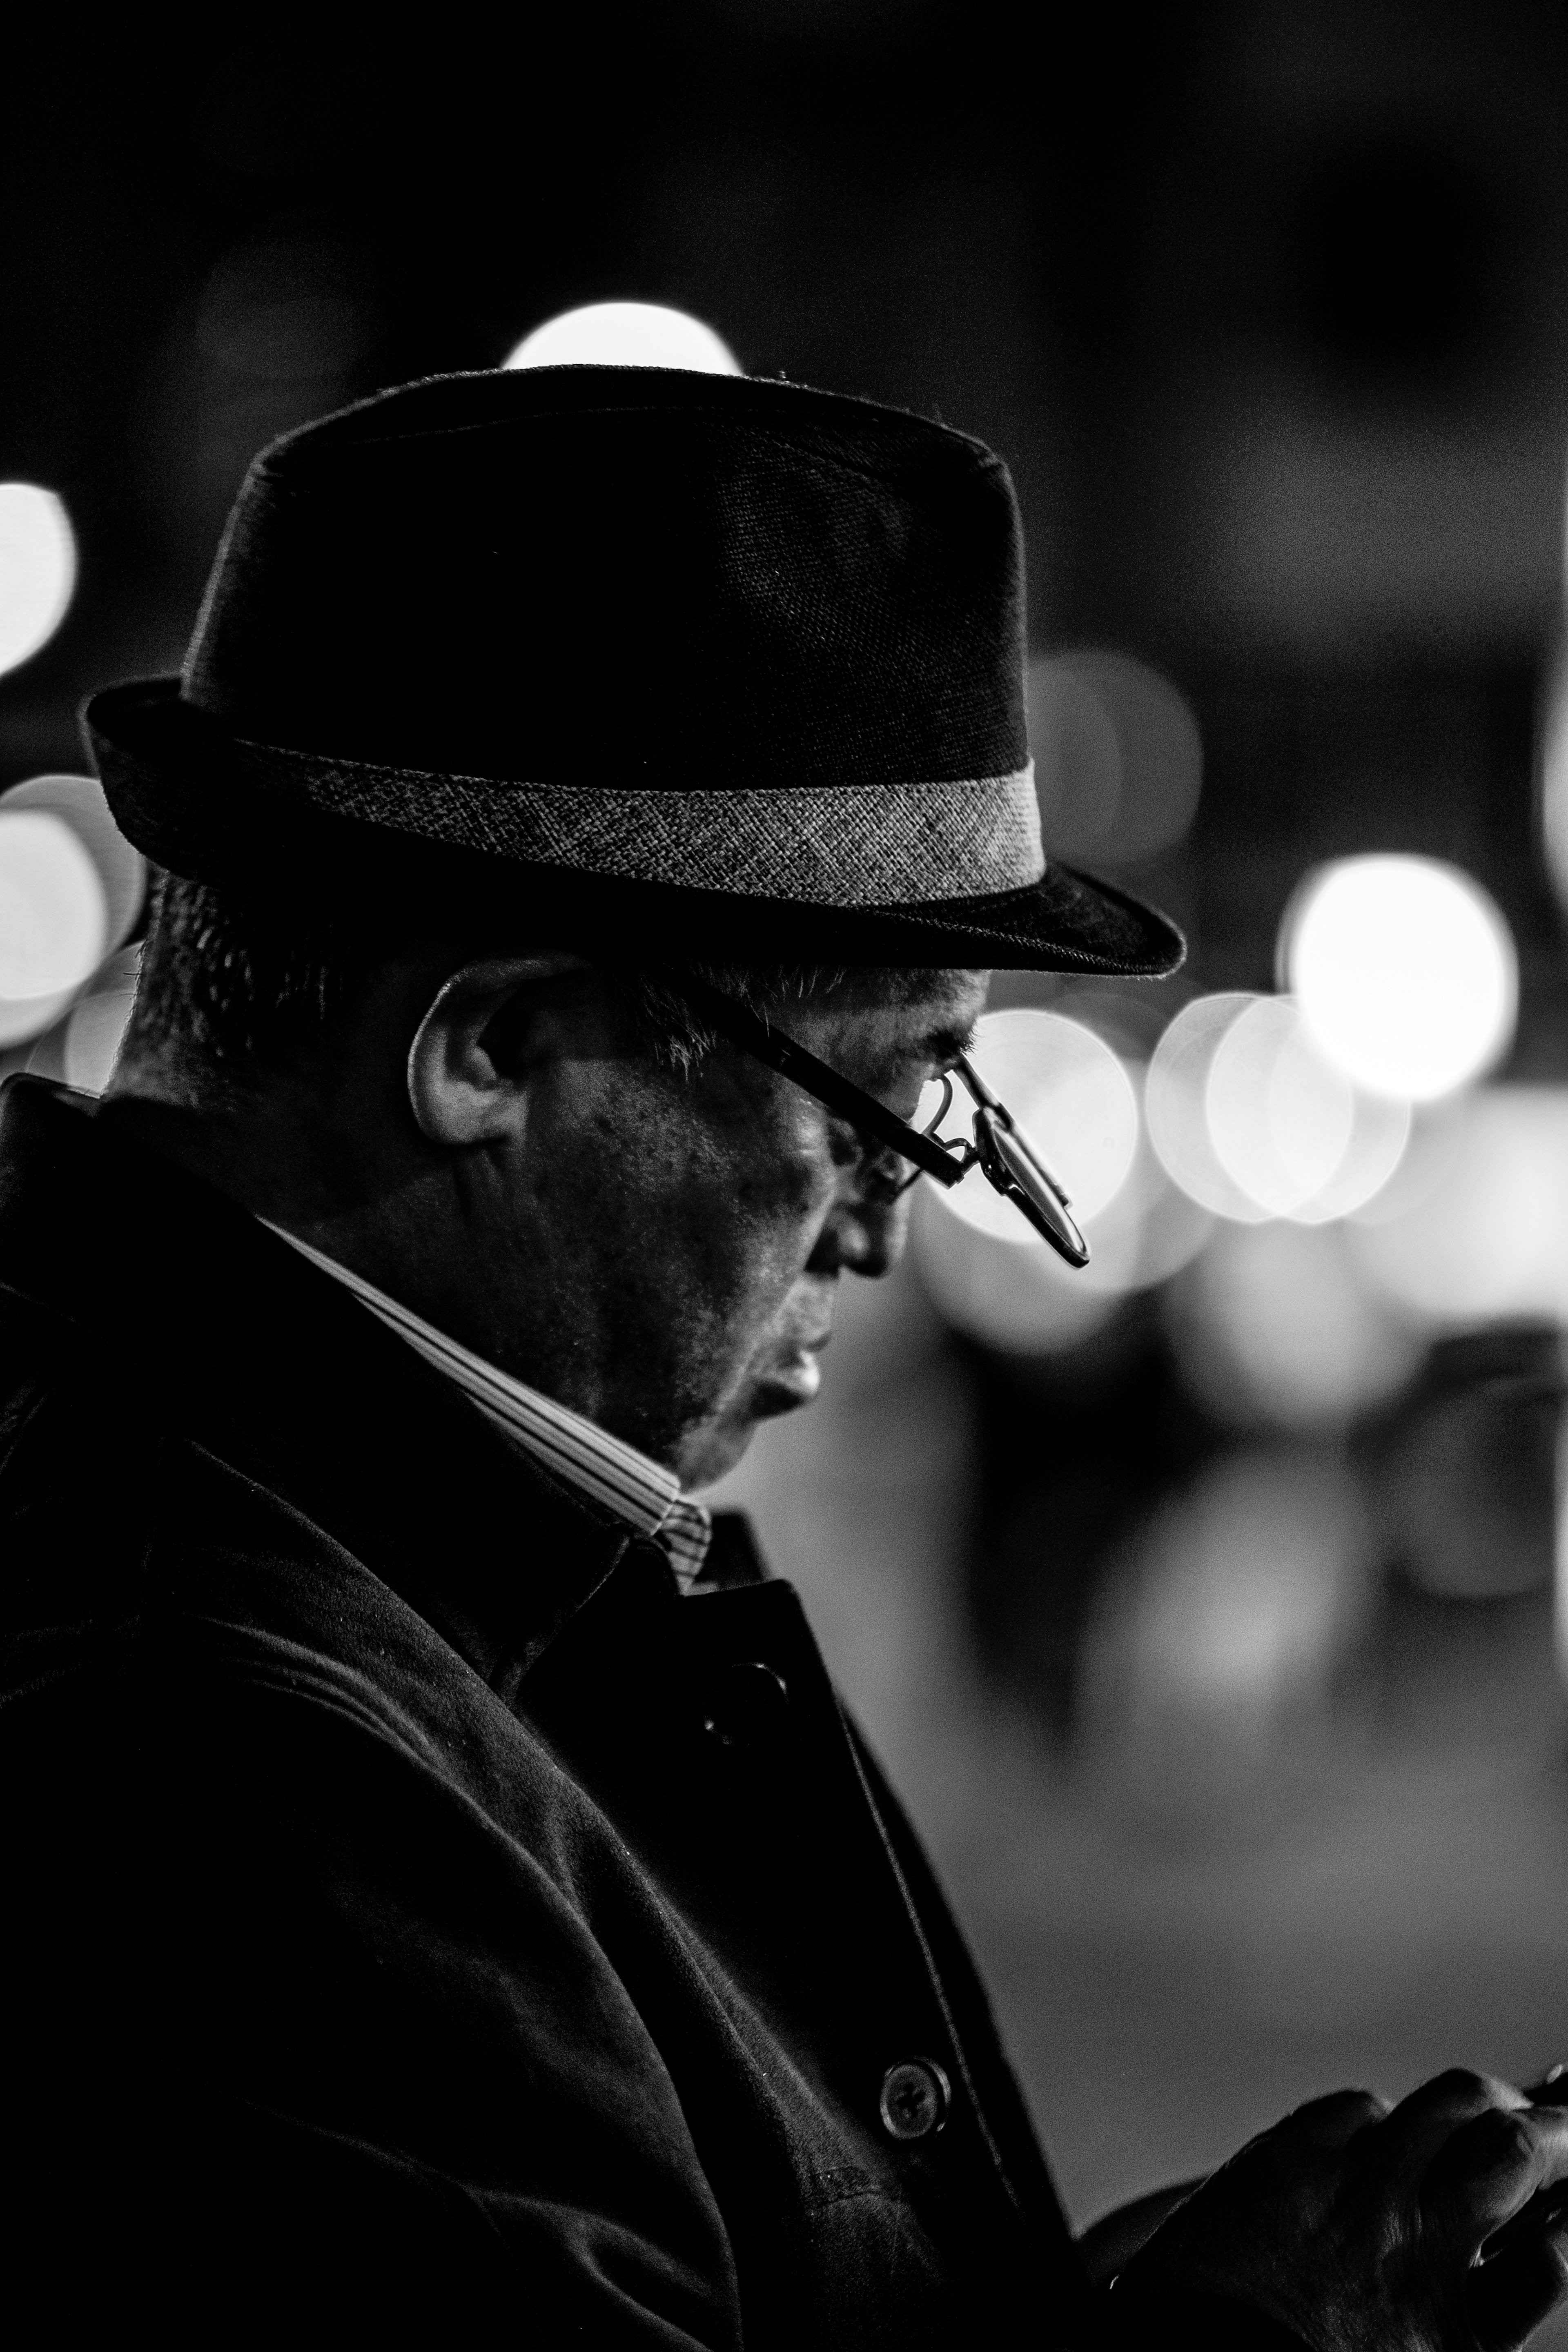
[1078,2178,1205,2284]
[1116,2070,1568,2350]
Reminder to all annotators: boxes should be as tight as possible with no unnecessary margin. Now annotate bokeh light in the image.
[913,1100,1212,1351]
[1025,650,1202,865]
[1149,991,1411,1225]
[911,1188,1124,1353]
[929,1010,1138,1241]
[0,776,145,1051]
[1080,1092,1215,1294]
[0,812,107,1002]
[1206,997,1354,1217]
[1347,1088,1568,1327]
[1145,994,1270,1222]
[1283,854,1517,1102]
[910,1013,1164,1352]
[1294,1088,1412,1224]
[1080,1451,1369,1733]
[0,775,145,956]
[0,484,76,679]
[0,984,75,1051]
[1170,1220,1421,1430]
[504,302,741,374]
[1346,1097,1467,1229]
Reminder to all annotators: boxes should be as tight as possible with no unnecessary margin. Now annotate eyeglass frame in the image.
[675,974,1090,1269]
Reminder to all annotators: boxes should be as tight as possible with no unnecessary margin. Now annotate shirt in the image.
[264,1224,713,1590]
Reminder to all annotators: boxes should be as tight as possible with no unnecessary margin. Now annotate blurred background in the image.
[8,0,1568,2283]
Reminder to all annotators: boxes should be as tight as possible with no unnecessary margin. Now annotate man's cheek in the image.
[681,1228,809,1394]
[668,1163,810,1294]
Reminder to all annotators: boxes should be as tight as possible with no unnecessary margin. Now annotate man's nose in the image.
[808,1184,911,1280]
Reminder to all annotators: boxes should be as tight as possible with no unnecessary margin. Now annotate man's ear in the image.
[406,954,592,1146]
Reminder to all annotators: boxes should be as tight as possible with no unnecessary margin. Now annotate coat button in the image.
[879,2057,951,2142]
[702,1661,789,1748]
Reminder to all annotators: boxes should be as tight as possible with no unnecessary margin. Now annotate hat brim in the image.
[84,678,1185,978]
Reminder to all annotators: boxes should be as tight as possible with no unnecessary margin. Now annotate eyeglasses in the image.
[675,976,1090,1268]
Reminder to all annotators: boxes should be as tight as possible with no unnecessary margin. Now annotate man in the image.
[2,364,1565,2345]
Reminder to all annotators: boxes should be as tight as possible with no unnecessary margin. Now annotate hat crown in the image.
[84,367,1186,976]
[182,365,1029,792]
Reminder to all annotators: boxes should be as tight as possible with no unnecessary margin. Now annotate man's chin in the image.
[682,1370,818,1491]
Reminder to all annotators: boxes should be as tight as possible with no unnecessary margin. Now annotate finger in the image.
[1484,2177,1568,2267]
[1275,2087,1390,2152]
[1525,2063,1568,2106]
[1468,2224,1568,2351]
[1370,2069,1527,2185]
[1423,2107,1568,2245]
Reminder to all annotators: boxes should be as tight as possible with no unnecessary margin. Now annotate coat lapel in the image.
[518,1536,1087,2307]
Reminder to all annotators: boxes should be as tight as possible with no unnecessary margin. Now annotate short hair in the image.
[118,869,925,1089]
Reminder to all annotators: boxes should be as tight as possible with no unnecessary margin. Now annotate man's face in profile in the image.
[491,969,989,1490]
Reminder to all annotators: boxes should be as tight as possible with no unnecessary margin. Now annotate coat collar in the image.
[0,1075,635,1694]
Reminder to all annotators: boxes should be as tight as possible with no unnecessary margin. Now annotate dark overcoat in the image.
[0,1078,1286,2346]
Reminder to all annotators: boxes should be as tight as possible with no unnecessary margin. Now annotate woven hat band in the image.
[221,735,1046,907]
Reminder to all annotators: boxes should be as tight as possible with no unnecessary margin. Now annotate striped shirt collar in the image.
[263,1224,712,1591]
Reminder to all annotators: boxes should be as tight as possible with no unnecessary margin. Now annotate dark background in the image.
[9,5,1568,832]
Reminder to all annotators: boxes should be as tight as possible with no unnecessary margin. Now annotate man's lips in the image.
[754,1331,832,1408]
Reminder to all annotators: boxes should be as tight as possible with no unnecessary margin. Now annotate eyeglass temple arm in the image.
[675,975,967,1187]
[953,1052,1074,1207]
[679,980,1091,1268]
[953,1054,1090,1267]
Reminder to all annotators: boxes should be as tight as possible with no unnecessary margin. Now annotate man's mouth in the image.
[754,1332,831,1410]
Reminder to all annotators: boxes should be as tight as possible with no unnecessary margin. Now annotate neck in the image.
[105,1068,375,1216]
[100,1072,465,1328]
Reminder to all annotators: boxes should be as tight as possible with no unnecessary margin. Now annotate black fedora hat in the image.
[85,366,1183,976]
